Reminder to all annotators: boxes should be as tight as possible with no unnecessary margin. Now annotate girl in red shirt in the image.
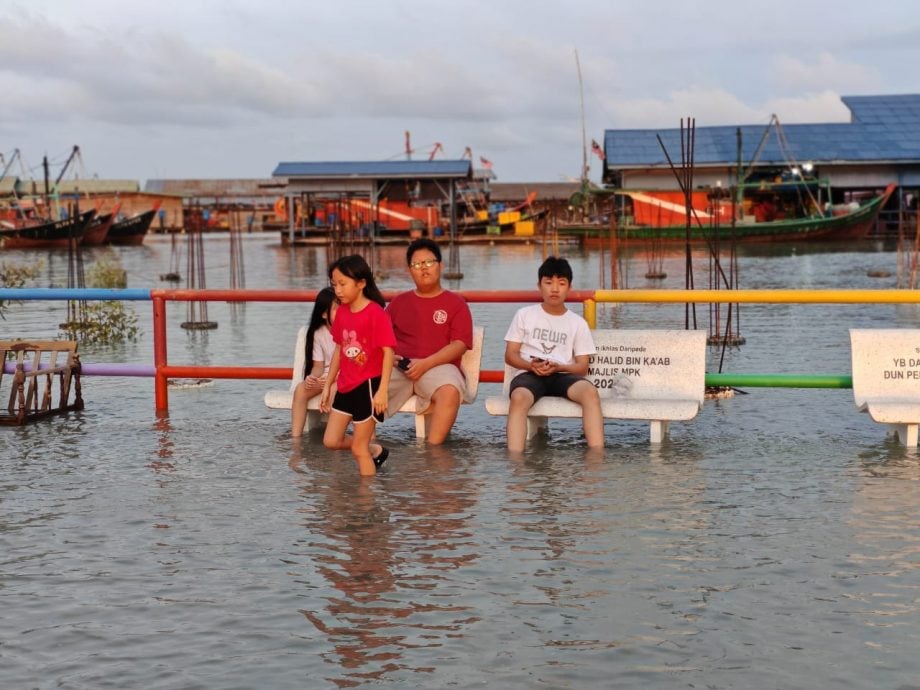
[320,254,396,476]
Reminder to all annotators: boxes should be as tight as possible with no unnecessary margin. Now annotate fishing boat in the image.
[558,183,896,245]
[106,207,158,246]
[82,211,116,245]
[0,209,96,249]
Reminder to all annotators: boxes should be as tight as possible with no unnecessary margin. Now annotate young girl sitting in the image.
[320,254,397,476]
[291,286,338,437]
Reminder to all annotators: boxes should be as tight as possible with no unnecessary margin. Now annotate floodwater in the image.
[1,235,919,688]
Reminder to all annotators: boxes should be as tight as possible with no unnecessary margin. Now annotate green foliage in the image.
[0,260,43,319]
[60,301,139,345]
[86,254,128,289]
[60,253,139,344]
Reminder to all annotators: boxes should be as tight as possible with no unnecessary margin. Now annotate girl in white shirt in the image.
[292,287,338,437]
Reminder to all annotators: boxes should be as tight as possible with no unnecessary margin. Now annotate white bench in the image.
[265,326,484,438]
[850,328,920,446]
[485,329,707,443]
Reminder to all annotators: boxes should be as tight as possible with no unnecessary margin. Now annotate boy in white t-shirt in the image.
[502,257,604,452]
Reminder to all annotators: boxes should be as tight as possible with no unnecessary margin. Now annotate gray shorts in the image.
[387,363,468,417]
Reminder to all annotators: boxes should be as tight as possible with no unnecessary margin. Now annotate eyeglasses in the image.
[409,258,439,270]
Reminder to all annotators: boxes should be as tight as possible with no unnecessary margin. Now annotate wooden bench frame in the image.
[850,328,920,446]
[265,326,484,438]
[1,340,83,426]
[485,329,707,443]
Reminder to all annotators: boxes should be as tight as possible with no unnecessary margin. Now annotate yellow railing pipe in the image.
[583,298,596,328]
[593,289,920,304]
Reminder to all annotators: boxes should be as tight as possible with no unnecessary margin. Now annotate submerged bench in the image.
[1,340,83,425]
[485,329,707,443]
[265,326,484,438]
[850,328,920,446]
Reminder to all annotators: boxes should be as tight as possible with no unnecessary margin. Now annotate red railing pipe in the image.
[153,295,169,414]
[148,288,575,413]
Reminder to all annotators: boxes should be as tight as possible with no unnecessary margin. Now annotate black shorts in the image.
[509,371,586,402]
[331,376,384,424]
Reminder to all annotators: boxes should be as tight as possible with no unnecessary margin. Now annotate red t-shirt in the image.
[386,290,473,369]
[331,301,397,393]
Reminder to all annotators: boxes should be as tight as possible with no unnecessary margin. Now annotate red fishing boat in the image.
[82,210,116,245]
[0,209,95,249]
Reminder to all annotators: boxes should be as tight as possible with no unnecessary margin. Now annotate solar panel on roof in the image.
[604,94,920,167]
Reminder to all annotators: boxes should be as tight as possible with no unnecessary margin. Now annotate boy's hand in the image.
[530,358,554,376]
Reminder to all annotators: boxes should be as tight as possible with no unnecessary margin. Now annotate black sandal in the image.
[373,447,389,469]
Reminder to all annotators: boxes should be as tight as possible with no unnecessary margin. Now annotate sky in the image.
[1,0,919,186]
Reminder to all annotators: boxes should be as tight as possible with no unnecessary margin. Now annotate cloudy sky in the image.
[1,0,918,185]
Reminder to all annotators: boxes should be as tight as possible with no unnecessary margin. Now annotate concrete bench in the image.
[850,328,920,446]
[485,329,707,443]
[265,326,484,438]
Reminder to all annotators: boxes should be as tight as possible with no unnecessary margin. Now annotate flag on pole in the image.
[479,156,493,170]
[591,139,606,161]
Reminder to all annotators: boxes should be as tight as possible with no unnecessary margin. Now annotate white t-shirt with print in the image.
[312,325,335,377]
[503,304,596,378]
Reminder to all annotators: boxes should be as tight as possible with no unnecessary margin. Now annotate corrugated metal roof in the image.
[272,160,472,179]
[145,179,276,196]
[490,182,580,202]
[54,179,140,194]
[603,94,920,169]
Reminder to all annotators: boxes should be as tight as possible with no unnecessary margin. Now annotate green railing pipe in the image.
[706,373,853,389]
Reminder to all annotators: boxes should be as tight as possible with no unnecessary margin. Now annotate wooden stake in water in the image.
[182,207,217,330]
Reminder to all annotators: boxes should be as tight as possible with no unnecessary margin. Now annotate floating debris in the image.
[168,378,214,389]
[705,385,736,399]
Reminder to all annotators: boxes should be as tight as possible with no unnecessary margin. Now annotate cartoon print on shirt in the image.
[342,329,367,365]
[433,309,448,325]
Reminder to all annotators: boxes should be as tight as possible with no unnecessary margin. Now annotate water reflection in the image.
[290,445,480,686]
[148,416,177,473]
[846,448,920,665]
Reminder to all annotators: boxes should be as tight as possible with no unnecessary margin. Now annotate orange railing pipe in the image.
[160,365,292,380]
[149,288,585,413]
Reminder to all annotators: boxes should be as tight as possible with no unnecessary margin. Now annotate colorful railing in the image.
[4,287,920,413]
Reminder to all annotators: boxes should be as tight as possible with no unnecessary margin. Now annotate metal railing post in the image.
[153,295,169,414]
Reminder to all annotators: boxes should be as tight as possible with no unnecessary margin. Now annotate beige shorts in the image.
[387,363,468,417]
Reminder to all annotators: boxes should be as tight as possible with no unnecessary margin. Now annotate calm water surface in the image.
[1,235,919,688]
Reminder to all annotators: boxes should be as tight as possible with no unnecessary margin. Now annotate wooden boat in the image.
[82,211,116,245]
[106,208,157,246]
[558,183,896,245]
[0,209,95,249]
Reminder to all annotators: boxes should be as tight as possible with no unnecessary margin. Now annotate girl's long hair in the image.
[304,286,337,378]
[327,254,386,307]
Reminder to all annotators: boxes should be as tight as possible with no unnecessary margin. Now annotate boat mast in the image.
[43,155,51,219]
[736,128,743,219]
[575,49,589,201]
